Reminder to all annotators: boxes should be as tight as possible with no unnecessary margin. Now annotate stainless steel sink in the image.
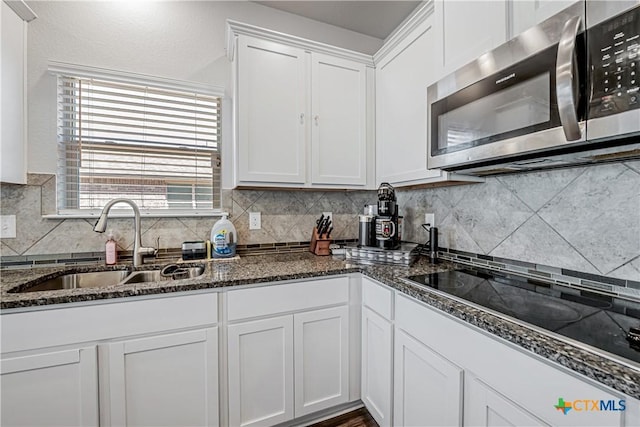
[17,270,132,293]
[12,264,206,293]
[122,265,205,284]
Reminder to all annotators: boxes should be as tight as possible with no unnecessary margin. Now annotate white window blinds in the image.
[56,75,221,213]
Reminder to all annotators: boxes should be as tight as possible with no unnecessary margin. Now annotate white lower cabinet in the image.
[228,315,295,427]
[227,306,351,426]
[393,329,464,427]
[0,346,99,427]
[4,275,640,427]
[102,328,219,427]
[465,376,549,427]
[226,277,353,426]
[1,292,219,427]
[395,293,630,427]
[361,306,393,426]
[294,306,350,416]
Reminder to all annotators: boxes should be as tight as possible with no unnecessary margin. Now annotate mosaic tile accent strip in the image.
[0,239,359,269]
[439,249,640,301]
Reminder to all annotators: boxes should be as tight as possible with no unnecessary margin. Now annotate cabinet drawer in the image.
[362,277,393,320]
[227,277,348,321]
[1,293,218,353]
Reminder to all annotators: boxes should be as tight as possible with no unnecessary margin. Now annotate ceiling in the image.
[253,1,422,40]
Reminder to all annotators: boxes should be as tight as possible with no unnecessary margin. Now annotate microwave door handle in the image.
[556,15,582,141]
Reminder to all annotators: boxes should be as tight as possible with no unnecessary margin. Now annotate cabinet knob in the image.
[299,113,305,124]
[314,115,319,125]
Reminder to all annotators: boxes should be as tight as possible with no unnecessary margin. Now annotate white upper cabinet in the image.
[1,1,35,184]
[237,36,308,185]
[228,22,373,189]
[436,0,508,75]
[311,54,367,186]
[374,4,484,187]
[510,0,582,38]
[375,12,443,185]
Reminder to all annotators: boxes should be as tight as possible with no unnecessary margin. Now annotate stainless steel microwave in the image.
[427,1,640,175]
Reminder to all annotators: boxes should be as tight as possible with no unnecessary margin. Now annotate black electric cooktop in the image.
[406,268,640,365]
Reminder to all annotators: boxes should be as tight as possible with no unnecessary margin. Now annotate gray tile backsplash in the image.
[0,175,370,256]
[397,162,640,282]
[2,161,639,283]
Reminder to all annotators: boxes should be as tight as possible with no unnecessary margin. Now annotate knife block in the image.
[310,227,332,256]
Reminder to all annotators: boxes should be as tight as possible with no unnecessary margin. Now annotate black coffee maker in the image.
[375,183,401,249]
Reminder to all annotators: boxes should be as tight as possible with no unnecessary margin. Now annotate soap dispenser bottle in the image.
[210,215,237,258]
[105,230,118,265]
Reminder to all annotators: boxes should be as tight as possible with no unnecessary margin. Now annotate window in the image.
[55,69,222,215]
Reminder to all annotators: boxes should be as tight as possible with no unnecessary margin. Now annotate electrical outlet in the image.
[249,212,261,230]
[0,215,17,238]
[322,212,332,223]
[424,213,435,227]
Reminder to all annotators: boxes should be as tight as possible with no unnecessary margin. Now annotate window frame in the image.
[49,61,227,218]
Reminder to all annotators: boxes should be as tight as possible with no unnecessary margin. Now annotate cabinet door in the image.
[376,18,444,185]
[104,328,218,427]
[294,305,350,416]
[361,307,393,427]
[437,0,507,75]
[237,35,307,184]
[1,1,27,184]
[228,315,294,427]
[1,347,98,426]
[394,329,463,427]
[510,1,581,38]
[465,377,550,427]
[311,53,367,186]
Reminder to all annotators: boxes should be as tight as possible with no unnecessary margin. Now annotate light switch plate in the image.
[249,212,261,230]
[0,215,17,238]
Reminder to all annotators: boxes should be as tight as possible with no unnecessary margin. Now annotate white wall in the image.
[26,0,382,174]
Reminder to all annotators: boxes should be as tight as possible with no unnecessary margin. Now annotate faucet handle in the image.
[139,237,159,259]
[139,246,158,258]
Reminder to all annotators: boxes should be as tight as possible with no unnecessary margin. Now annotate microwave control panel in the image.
[589,5,640,119]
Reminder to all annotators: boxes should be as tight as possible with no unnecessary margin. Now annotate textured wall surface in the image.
[397,161,640,281]
[0,174,372,257]
[2,161,638,283]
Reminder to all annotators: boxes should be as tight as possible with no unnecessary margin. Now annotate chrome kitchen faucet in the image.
[93,198,157,267]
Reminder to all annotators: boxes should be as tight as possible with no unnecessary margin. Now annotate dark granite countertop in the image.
[1,252,639,400]
[0,253,365,308]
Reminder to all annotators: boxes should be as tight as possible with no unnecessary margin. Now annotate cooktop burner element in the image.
[406,268,640,365]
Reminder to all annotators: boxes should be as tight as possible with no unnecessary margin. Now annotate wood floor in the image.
[310,408,379,427]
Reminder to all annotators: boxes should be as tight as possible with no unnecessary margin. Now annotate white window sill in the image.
[43,210,229,219]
